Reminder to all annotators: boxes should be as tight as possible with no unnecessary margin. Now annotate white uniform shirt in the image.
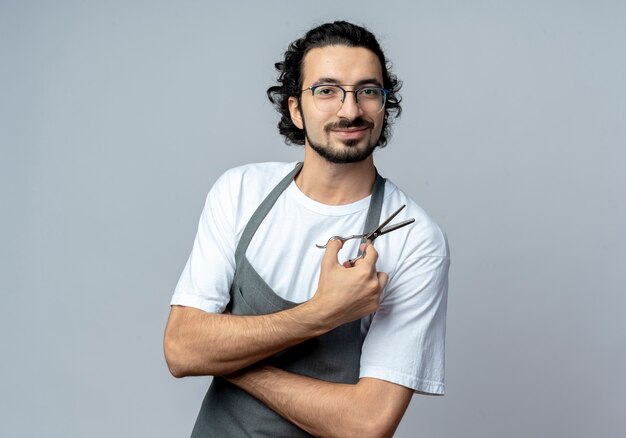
[171,162,449,394]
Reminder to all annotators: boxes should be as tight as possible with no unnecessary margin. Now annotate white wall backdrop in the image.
[1,1,625,437]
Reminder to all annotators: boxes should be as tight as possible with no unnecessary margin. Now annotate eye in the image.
[358,87,382,98]
[313,86,340,98]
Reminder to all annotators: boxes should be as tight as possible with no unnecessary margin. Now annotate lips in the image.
[331,127,369,139]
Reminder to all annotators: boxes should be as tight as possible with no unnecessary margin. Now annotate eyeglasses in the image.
[301,84,389,113]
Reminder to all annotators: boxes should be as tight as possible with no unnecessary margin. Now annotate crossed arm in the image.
[226,367,412,438]
[164,241,413,436]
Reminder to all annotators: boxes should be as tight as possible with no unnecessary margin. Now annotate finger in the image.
[321,238,343,269]
[350,240,370,267]
[362,242,379,263]
[351,254,366,266]
[377,271,389,290]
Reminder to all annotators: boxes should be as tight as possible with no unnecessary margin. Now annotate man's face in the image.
[289,45,385,164]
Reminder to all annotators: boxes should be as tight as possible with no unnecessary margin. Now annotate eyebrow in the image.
[311,77,383,87]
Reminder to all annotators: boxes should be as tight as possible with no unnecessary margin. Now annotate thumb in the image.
[377,271,389,290]
[321,239,343,270]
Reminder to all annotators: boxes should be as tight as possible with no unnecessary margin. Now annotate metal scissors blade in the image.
[372,218,415,240]
[365,204,410,241]
[346,206,415,264]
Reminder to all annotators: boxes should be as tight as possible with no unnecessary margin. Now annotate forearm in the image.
[165,241,387,377]
[164,303,332,377]
[226,366,412,438]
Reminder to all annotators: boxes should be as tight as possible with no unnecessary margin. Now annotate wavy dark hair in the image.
[267,21,402,148]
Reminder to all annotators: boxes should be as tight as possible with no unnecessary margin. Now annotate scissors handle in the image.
[314,234,366,249]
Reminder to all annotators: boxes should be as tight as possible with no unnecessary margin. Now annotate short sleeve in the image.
[359,229,450,394]
[170,171,239,313]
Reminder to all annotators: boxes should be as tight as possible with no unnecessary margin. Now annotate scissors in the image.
[315,204,415,264]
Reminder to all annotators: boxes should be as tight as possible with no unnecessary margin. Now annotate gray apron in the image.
[191,163,385,437]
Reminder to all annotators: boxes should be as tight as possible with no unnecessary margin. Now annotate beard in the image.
[303,116,378,164]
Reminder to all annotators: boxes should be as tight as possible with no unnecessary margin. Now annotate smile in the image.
[330,127,369,140]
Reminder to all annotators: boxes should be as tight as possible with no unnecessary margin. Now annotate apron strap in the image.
[356,171,386,258]
[234,162,303,261]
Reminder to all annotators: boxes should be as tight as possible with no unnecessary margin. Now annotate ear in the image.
[288,96,304,130]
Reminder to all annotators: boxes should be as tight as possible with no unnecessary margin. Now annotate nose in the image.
[336,90,363,120]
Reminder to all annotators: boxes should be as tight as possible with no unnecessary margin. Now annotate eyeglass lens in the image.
[310,85,386,113]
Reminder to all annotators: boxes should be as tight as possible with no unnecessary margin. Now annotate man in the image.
[164,21,449,437]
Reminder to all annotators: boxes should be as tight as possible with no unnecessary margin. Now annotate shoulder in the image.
[221,161,298,181]
[209,161,298,200]
[383,180,449,260]
[204,162,299,234]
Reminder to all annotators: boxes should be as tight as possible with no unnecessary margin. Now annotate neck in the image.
[294,145,377,205]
